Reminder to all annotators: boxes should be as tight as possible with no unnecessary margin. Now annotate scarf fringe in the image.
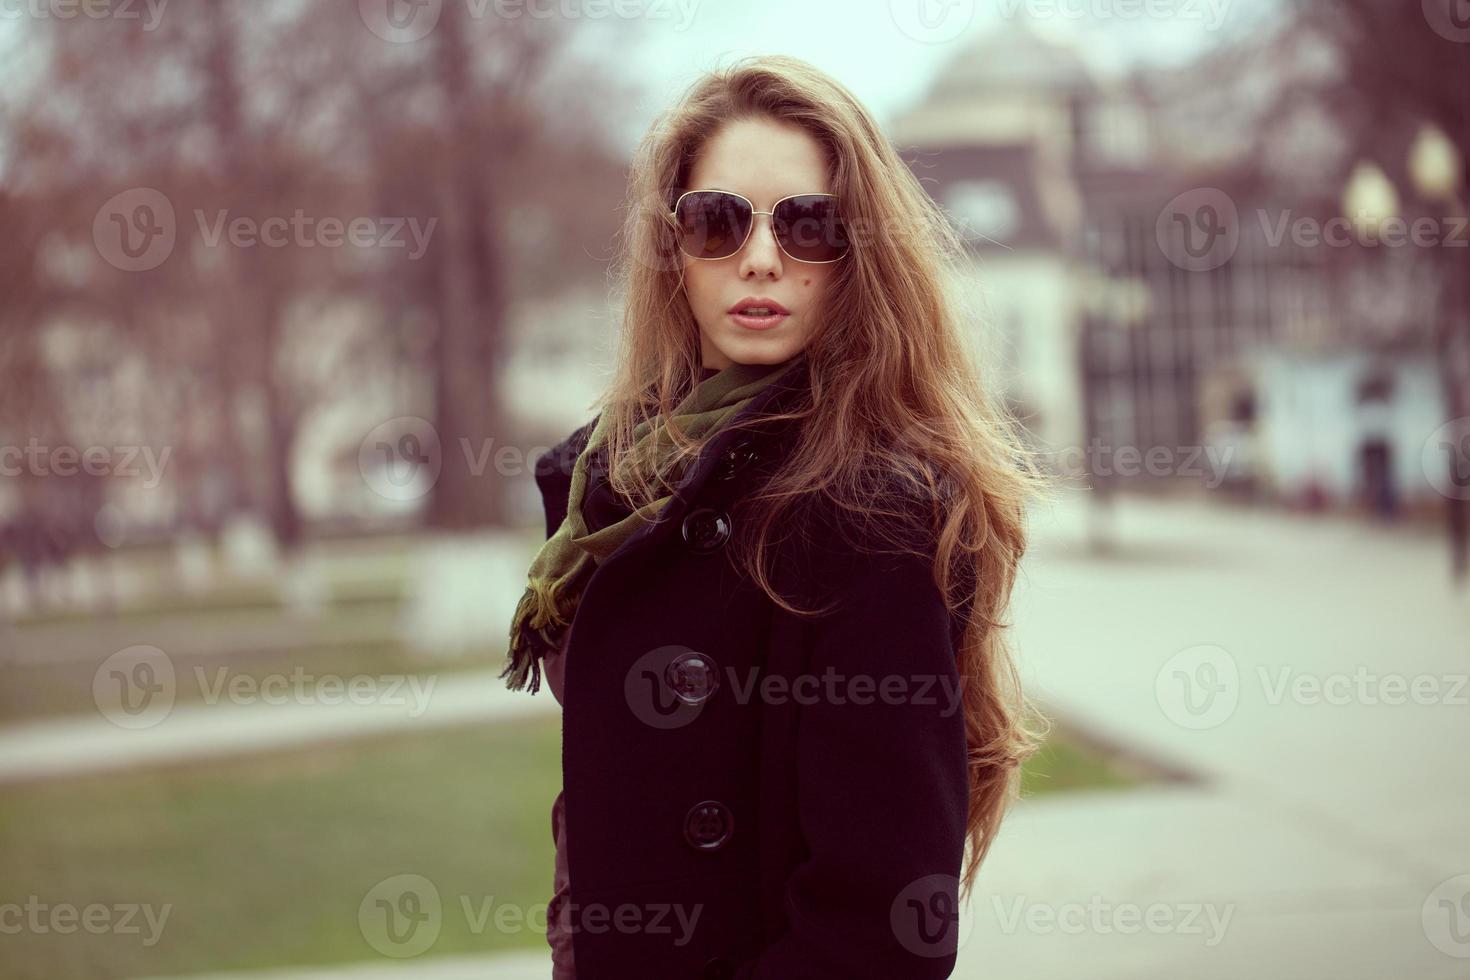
[500,571,585,694]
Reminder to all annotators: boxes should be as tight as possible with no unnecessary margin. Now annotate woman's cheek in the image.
[683,263,716,328]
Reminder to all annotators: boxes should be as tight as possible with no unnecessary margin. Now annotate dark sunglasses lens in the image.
[773,195,848,262]
[674,191,751,259]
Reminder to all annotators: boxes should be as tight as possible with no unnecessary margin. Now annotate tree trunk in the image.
[425,3,507,531]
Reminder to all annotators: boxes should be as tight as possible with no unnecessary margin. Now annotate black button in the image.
[702,955,734,980]
[665,651,720,705]
[681,507,732,554]
[683,800,734,851]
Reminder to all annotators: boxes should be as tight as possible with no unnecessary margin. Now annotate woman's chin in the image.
[707,329,804,366]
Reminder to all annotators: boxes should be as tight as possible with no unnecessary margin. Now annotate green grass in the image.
[0,641,501,726]
[0,717,566,980]
[0,719,1138,980]
[9,578,409,629]
[1020,731,1142,795]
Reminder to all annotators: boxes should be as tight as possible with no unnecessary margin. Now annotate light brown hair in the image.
[599,54,1055,902]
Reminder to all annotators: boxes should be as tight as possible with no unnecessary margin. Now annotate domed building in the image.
[888,18,1108,460]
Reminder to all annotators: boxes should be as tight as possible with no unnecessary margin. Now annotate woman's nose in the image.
[740,214,783,274]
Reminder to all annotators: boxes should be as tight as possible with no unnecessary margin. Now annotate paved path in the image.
[965,490,1470,978]
[0,668,555,784]
[134,951,554,980]
[6,490,1468,978]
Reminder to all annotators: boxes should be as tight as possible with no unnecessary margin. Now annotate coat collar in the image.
[598,355,810,570]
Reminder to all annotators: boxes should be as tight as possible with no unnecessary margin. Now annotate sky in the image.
[595,0,1282,148]
[0,0,1282,169]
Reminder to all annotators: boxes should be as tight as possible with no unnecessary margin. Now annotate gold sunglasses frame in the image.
[668,189,849,265]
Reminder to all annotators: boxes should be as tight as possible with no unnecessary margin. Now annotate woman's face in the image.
[681,116,839,371]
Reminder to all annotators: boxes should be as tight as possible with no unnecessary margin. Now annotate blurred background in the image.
[1,1,1468,978]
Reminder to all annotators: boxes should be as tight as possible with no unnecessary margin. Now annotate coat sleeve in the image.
[733,505,971,979]
[532,414,599,539]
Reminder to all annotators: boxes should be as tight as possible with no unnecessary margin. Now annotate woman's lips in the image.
[728,311,790,330]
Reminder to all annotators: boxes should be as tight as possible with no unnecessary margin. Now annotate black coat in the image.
[530,362,969,979]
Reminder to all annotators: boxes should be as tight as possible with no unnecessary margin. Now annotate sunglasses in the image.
[669,189,850,263]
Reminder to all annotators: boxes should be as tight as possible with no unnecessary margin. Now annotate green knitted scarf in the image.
[501,354,805,694]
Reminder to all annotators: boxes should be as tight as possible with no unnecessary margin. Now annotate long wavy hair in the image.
[596,54,1055,903]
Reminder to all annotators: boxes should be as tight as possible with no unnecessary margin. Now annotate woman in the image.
[503,54,1049,980]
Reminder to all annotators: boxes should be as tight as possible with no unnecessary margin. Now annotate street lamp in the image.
[1340,160,1400,243]
[1408,124,1462,207]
